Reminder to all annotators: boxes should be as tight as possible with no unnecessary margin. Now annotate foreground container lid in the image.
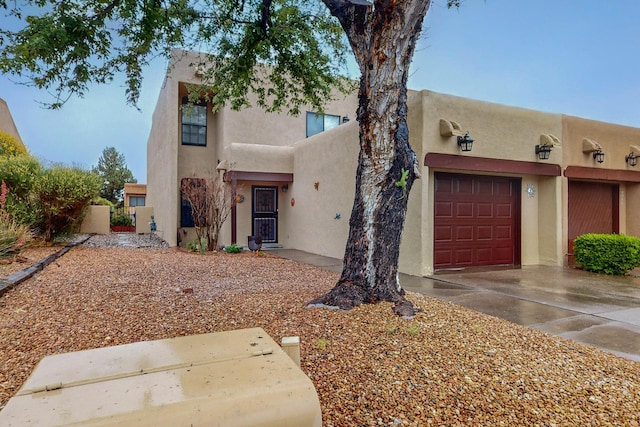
[0,327,322,426]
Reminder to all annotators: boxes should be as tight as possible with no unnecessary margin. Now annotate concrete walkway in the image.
[270,249,640,362]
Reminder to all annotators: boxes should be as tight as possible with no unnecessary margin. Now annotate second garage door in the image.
[434,173,520,270]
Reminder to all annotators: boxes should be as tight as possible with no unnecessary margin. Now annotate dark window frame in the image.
[129,196,145,207]
[306,111,341,138]
[181,97,207,147]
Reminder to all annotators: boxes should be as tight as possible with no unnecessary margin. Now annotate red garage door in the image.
[434,173,520,270]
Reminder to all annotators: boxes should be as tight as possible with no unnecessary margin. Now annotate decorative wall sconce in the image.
[593,150,605,163]
[625,145,640,167]
[281,184,289,192]
[342,116,350,123]
[582,138,604,164]
[536,134,560,160]
[314,181,319,190]
[535,144,552,160]
[457,132,474,152]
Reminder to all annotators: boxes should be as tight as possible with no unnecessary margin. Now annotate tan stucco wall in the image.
[134,207,155,234]
[562,115,640,169]
[225,144,293,174]
[284,122,359,258]
[415,90,564,275]
[149,50,640,276]
[561,115,640,249]
[147,64,180,245]
[80,206,111,235]
[124,183,146,207]
[627,183,640,237]
[0,97,22,141]
[149,50,360,247]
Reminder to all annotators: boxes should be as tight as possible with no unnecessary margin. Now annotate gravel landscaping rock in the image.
[1,246,639,425]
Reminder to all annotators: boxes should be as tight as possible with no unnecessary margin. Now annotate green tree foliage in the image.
[92,147,136,204]
[34,164,101,241]
[0,0,353,113]
[0,130,28,157]
[0,0,461,315]
[0,154,42,225]
[0,180,32,258]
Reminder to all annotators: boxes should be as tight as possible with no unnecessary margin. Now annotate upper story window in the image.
[306,111,341,138]
[129,196,145,207]
[181,97,207,146]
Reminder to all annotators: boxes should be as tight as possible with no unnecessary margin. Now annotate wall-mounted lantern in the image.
[582,138,604,164]
[535,144,552,160]
[625,145,640,167]
[457,132,474,152]
[342,116,350,123]
[281,184,289,192]
[593,150,605,163]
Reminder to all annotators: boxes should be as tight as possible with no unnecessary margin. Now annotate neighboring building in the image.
[147,50,640,276]
[124,183,147,207]
[0,97,23,141]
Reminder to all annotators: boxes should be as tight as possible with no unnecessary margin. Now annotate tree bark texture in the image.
[309,0,431,317]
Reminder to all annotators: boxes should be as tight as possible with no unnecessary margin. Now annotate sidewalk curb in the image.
[0,235,92,297]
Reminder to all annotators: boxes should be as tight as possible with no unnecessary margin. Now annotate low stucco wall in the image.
[80,206,110,235]
[135,207,155,234]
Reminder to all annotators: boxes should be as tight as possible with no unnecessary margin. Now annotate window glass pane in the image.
[324,114,340,131]
[306,112,324,137]
[181,101,207,146]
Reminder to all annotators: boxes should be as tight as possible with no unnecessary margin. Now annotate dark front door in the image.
[252,186,278,243]
[434,173,520,270]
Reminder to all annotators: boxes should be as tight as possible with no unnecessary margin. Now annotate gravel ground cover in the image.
[0,246,62,277]
[1,242,639,425]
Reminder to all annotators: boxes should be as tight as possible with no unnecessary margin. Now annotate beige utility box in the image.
[0,328,321,426]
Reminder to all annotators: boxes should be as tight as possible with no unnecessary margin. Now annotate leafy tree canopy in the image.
[0,0,354,114]
[0,130,28,156]
[92,146,136,204]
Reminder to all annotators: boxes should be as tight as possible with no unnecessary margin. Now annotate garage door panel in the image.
[434,225,452,242]
[455,249,472,264]
[456,226,473,240]
[434,250,452,266]
[495,181,513,196]
[475,180,494,195]
[457,178,473,194]
[496,204,512,218]
[435,201,453,217]
[434,173,519,270]
[477,226,493,240]
[456,202,473,217]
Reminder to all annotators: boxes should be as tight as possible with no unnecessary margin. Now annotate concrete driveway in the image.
[271,249,640,362]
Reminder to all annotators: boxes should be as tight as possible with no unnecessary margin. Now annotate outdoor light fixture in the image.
[281,184,289,192]
[535,144,552,160]
[626,152,638,167]
[342,116,350,123]
[457,132,474,152]
[593,150,605,164]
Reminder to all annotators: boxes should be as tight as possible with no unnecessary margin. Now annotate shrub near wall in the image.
[573,233,640,275]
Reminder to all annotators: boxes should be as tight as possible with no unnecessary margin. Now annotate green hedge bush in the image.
[573,233,640,275]
[110,214,133,226]
[223,243,243,253]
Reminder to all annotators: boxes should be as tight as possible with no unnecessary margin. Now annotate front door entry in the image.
[252,186,278,243]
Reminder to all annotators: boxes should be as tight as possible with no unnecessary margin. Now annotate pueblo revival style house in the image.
[147,50,640,276]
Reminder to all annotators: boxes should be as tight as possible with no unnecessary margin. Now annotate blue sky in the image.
[1,1,639,183]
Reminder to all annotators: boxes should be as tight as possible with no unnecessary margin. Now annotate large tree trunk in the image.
[309,0,431,317]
